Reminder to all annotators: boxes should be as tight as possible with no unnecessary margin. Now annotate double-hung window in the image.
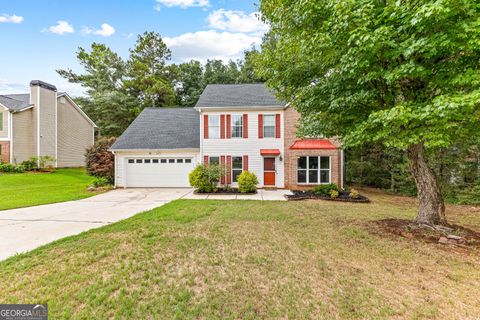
[263,115,275,138]
[232,156,243,182]
[209,156,220,165]
[297,156,330,184]
[208,115,220,138]
[0,113,3,131]
[231,115,243,138]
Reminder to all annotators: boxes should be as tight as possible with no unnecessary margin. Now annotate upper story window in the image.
[263,115,276,138]
[208,115,220,139]
[0,113,3,131]
[231,115,243,138]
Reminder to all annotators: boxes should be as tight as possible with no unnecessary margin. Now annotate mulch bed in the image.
[194,188,257,195]
[370,219,480,251]
[286,190,370,203]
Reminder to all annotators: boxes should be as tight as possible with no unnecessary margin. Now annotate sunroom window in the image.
[297,156,330,184]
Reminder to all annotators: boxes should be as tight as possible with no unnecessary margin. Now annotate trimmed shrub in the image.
[91,177,111,188]
[0,162,25,173]
[20,159,37,171]
[237,171,258,193]
[85,137,116,183]
[29,156,55,172]
[330,189,339,199]
[189,164,222,192]
[313,183,338,196]
[349,188,360,199]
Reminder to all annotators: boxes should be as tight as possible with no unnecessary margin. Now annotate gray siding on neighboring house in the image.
[0,108,8,139]
[12,108,36,163]
[57,97,94,167]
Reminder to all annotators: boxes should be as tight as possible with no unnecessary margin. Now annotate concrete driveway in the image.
[0,188,191,261]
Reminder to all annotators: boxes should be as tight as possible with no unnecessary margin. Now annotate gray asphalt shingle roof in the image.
[0,93,67,112]
[0,94,31,111]
[195,83,284,108]
[110,108,200,150]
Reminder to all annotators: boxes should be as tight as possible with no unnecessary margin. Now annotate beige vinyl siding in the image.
[37,86,57,158]
[12,108,36,163]
[0,108,8,138]
[57,98,94,167]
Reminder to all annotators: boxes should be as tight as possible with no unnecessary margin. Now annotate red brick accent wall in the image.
[0,141,10,163]
[283,107,343,190]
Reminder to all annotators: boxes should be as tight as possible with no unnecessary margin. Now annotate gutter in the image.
[194,105,288,112]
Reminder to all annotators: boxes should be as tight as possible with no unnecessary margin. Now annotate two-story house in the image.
[0,80,97,167]
[110,83,343,189]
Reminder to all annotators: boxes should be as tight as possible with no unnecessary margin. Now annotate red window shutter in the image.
[275,114,281,138]
[220,114,225,139]
[226,114,231,139]
[243,114,248,138]
[258,114,263,139]
[203,115,209,139]
[243,155,248,171]
[220,156,226,184]
[204,155,208,164]
[227,156,232,184]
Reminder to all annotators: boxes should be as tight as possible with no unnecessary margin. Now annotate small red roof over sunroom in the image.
[289,139,337,150]
[260,149,281,156]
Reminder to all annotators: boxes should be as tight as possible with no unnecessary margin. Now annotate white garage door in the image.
[125,157,195,187]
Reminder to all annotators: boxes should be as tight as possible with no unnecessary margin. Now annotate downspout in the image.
[111,150,117,189]
[340,149,344,189]
[199,108,203,165]
[9,111,13,163]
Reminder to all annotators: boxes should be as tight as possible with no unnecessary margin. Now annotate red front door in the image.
[263,157,276,186]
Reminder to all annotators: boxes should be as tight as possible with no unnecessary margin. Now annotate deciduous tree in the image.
[259,0,480,225]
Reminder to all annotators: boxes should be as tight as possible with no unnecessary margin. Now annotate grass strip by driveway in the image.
[0,195,479,319]
[0,168,100,210]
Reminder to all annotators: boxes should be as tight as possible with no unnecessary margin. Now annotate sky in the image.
[0,0,267,96]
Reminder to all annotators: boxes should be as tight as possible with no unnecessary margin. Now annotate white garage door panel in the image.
[126,158,194,187]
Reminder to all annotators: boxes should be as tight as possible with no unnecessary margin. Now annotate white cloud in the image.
[154,0,209,10]
[0,14,23,24]
[164,30,261,63]
[0,78,28,94]
[82,23,115,37]
[207,9,268,33]
[46,20,75,35]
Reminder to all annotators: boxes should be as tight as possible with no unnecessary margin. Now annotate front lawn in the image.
[0,193,479,319]
[0,168,101,210]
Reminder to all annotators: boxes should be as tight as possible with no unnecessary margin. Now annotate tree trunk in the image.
[407,142,446,225]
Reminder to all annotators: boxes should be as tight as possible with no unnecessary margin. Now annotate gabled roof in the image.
[0,92,96,126]
[110,108,200,151]
[0,94,31,111]
[195,83,285,109]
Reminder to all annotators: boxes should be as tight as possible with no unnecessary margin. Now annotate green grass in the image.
[0,192,479,319]
[0,168,101,210]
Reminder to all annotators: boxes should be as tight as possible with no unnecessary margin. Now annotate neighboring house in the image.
[110,83,343,189]
[0,80,96,167]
